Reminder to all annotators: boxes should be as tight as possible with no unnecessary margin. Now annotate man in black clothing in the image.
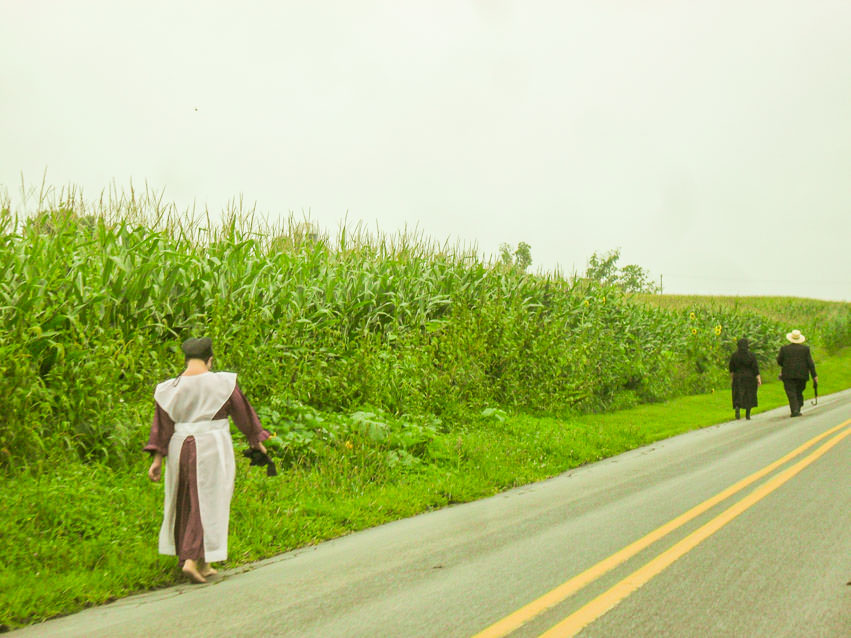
[777,329,818,417]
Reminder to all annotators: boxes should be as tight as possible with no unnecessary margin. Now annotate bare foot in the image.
[200,562,218,577]
[182,559,207,584]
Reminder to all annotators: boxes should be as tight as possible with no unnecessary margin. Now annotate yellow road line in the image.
[539,425,851,637]
[472,419,851,638]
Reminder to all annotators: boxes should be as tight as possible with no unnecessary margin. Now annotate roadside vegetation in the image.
[1,189,849,630]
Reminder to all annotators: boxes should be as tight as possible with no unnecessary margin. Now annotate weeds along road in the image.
[13,391,851,638]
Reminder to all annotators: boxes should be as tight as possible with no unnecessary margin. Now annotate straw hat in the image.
[786,329,805,344]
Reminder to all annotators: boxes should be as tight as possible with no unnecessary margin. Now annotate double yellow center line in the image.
[473,419,851,638]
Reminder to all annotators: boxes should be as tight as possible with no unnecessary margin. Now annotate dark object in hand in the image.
[242,448,278,477]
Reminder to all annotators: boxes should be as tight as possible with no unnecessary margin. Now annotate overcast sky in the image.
[2,1,850,300]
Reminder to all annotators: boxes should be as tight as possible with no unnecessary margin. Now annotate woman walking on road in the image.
[728,337,761,420]
[145,337,270,583]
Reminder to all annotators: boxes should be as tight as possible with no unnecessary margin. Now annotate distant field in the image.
[638,294,850,354]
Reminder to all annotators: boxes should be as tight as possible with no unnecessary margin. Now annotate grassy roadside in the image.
[2,347,849,631]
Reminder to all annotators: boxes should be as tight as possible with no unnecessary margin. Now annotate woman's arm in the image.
[144,403,175,457]
[148,451,164,482]
[228,383,270,454]
[144,403,174,481]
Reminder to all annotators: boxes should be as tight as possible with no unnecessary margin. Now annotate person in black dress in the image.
[729,337,761,420]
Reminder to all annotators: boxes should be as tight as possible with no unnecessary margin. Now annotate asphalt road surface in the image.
[13,390,851,637]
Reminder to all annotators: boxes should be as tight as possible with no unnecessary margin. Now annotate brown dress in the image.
[145,381,269,565]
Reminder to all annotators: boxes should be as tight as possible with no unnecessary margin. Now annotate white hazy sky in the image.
[2,1,850,300]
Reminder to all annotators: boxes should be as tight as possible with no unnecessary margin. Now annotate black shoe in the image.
[791,413,802,417]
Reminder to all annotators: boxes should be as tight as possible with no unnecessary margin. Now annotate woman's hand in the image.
[756,375,762,387]
[148,454,163,482]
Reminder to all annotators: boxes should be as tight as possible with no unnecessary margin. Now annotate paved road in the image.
[14,391,851,637]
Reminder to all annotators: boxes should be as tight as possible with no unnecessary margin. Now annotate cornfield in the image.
[2,189,848,471]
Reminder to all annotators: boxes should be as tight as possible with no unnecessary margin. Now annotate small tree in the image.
[585,249,621,285]
[498,242,513,266]
[499,241,533,272]
[585,249,658,293]
[514,242,532,271]
[618,264,657,293]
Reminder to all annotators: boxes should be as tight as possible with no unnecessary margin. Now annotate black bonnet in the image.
[181,337,213,360]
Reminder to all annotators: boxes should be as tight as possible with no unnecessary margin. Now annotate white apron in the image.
[154,372,238,563]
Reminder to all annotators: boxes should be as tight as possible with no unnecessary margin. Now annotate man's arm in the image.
[808,347,817,381]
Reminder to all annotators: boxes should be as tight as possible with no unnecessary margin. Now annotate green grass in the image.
[3,346,849,631]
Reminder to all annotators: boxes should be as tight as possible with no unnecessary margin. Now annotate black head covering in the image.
[736,338,749,352]
[181,337,213,361]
